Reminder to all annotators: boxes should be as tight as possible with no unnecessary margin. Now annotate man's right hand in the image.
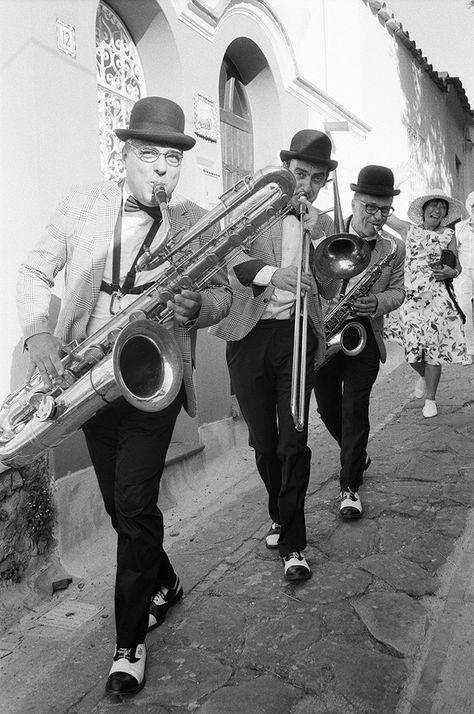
[271,266,312,293]
[26,333,64,388]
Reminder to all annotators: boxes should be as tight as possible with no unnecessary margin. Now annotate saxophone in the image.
[0,166,295,468]
[320,233,397,365]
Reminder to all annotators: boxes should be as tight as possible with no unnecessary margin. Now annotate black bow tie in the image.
[124,195,163,220]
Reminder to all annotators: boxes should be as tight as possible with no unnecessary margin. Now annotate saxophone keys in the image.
[32,394,57,422]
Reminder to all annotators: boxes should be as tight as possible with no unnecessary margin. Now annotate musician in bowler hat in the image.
[17,96,231,695]
[312,165,405,519]
[211,129,339,582]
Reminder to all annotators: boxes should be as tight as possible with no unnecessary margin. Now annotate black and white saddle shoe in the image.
[265,522,281,550]
[106,643,146,695]
[148,575,183,632]
[340,490,363,519]
[283,552,312,581]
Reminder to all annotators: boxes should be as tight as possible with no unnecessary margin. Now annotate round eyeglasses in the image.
[355,199,394,218]
[127,143,183,167]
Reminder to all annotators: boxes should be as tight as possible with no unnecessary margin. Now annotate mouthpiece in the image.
[153,184,168,208]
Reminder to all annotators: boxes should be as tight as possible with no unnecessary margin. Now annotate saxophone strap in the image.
[104,198,163,313]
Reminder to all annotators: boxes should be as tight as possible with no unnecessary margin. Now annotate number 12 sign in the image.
[56,19,76,59]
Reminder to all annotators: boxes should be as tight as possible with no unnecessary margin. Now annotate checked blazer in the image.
[209,214,334,367]
[17,180,232,417]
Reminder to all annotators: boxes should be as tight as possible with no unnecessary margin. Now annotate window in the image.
[96,1,146,179]
[219,57,253,191]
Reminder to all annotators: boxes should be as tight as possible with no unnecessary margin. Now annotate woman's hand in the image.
[430,264,457,281]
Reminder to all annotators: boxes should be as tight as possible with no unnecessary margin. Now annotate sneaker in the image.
[422,400,437,418]
[265,522,281,550]
[148,575,183,632]
[340,490,362,519]
[106,643,146,695]
[283,551,311,581]
[414,377,426,398]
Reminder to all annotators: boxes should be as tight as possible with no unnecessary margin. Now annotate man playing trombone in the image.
[211,130,338,581]
[313,165,405,519]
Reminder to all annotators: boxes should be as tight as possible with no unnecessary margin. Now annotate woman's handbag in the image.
[440,249,466,323]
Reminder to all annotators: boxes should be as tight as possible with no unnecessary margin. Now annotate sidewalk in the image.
[1,350,473,713]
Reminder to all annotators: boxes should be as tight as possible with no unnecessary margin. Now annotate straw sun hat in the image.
[407,189,465,227]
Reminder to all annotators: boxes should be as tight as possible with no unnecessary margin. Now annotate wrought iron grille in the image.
[96,1,146,179]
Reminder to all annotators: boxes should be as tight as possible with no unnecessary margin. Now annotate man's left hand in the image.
[168,289,202,324]
[353,292,378,316]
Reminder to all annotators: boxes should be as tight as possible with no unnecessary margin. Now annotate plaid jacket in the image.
[209,214,335,367]
[17,181,232,416]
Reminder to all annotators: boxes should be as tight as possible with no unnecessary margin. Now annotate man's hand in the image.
[352,292,378,317]
[271,266,312,293]
[168,289,202,325]
[26,333,64,388]
[298,198,323,236]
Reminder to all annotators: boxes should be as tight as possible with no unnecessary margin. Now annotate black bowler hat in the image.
[280,129,338,171]
[350,165,400,196]
[115,96,196,150]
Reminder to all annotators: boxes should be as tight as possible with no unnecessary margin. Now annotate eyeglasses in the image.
[127,142,183,166]
[355,199,394,218]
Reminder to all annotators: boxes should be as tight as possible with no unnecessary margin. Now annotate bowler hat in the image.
[350,165,400,197]
[280,130,338,171]
[115,96,196,150]
[408,189,465,227]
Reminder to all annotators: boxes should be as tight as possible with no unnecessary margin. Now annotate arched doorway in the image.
[219,57,254,191]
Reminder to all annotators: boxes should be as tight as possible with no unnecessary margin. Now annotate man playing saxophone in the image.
[211,130,338,582]
[17,97,231,696]
[313,165,405,519]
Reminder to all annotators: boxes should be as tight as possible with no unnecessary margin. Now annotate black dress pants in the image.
[312,318,380,493]
[227,319,316,557]
[82,390,182,648]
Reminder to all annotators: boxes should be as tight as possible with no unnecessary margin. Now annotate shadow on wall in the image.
[394,41,452,196]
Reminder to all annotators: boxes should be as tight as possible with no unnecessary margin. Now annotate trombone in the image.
[290,170,350,431]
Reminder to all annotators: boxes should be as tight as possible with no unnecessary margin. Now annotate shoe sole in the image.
[147,588,183,633]
[265,541,280,550]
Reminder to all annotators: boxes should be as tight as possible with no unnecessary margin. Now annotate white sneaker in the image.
[414,377,426,398]
[106,643,146,694]
[422,400,437,418]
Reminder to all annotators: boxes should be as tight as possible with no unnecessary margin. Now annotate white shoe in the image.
[340,490,363,518]
[422,400,437,418]
[414,377,426,398]
[463,355,473,365]
[283,551,311,581]
[106,643,146,694]
[265,522,281,549]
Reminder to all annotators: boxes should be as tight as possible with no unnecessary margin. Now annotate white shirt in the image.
[86,184,170,336]
[455,219,474,269]
[253,211,334,320]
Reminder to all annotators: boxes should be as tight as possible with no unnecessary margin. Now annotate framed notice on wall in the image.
[193,92,219,142]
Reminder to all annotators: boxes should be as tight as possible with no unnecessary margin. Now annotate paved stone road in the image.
[1,356,473,713]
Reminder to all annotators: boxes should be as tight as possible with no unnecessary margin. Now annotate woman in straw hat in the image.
[387,189,467,418]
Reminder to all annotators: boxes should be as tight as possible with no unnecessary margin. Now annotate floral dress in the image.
[399,225,467,364]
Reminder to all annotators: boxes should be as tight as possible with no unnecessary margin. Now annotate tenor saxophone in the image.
[321,234,397,365]
[0,166,295,468]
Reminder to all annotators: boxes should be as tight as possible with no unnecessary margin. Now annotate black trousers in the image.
[312,318,380,492]
[227,320,316,557]
[82,390,182,648]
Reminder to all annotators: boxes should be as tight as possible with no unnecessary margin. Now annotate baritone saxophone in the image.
[0,166,296,468]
